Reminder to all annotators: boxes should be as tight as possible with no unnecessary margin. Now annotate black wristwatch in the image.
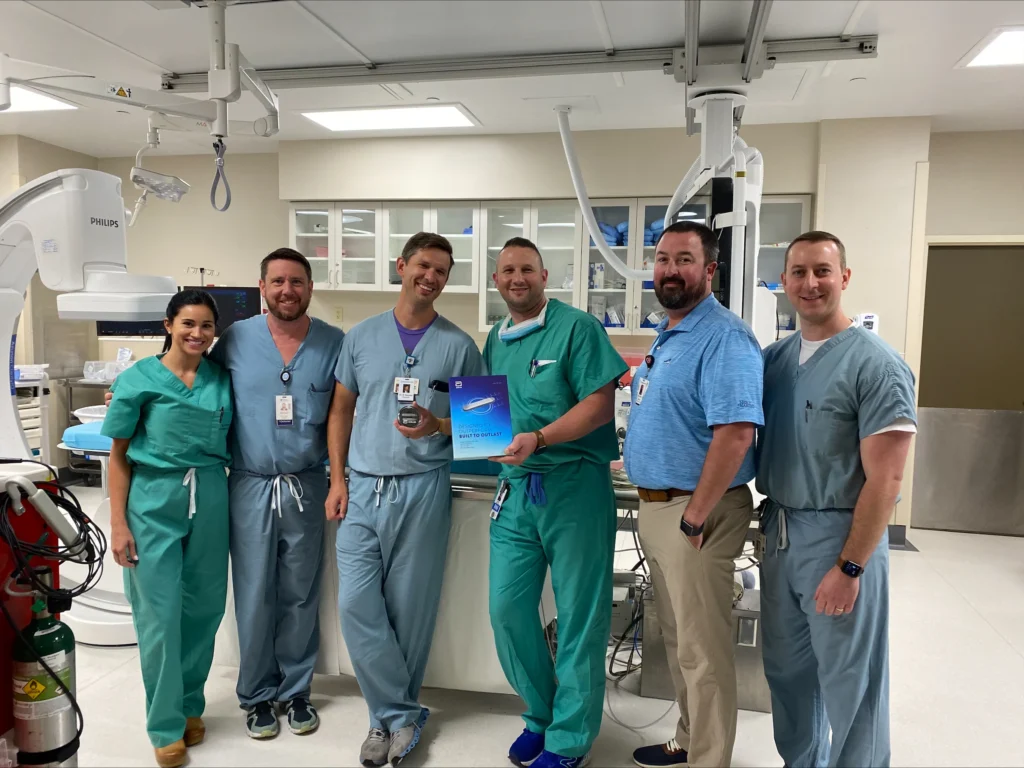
[679,516,705,537]
[838,558,864,578]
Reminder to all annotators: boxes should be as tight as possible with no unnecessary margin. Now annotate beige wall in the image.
[927,132,1024,238]
[817,118,932,354]
[919,246,1024,411]
[278,123,820,201]
[0,135,19,195]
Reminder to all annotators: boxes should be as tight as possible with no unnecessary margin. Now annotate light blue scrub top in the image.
[754,326,917,512]
[334,310,486,477]
[624,294,765,491]
[208,315,345,475]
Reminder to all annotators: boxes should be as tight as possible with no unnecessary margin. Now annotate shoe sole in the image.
[247,728,279,740]
[288,720,319,736]
[633,760,686,768]
[390,708,429,766]
[509,756,540,768]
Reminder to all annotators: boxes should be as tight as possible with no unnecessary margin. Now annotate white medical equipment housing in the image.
[1,169,176,460]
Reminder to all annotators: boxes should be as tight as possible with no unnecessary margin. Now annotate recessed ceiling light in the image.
[957,26,1024,68]
[302,103,478,132]
[2,86,77,113]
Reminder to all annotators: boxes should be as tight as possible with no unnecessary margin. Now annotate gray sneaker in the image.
[387,708,429,766]
[360,728,389,767]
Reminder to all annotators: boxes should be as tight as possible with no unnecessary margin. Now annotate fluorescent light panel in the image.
[303,104,476,132]
[3,86,76,113]
[959,27,1024,68]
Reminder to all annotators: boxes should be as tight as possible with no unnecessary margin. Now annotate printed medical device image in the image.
[448,376,514,460]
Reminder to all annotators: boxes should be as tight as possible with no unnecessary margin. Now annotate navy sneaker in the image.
[532,749,590,768]
[285,697,319,735]
[632,739,688,768]
[245,701,279,739]
[509,729,545,767]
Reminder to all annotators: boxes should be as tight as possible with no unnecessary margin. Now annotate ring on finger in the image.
[835,608,845,615]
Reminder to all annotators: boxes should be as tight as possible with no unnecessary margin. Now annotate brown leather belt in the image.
[636,485,746,503]
[637,487,693,503]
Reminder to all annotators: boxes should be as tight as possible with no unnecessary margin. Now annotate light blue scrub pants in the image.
[759,503,890,768]
[229,468,328,708]
[336,466,452,733]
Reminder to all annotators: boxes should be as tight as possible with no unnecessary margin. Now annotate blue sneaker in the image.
[508,729,545,767]
[632,739,688,768]
[532,749,591,768]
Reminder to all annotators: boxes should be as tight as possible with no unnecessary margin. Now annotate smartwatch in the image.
[679,516,705,537]
[532,429,548,454]
[838,558,864,578]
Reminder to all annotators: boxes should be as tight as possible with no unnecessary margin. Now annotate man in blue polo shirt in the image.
[623,222,764,768]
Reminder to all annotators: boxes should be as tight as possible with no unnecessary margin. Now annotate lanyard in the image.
[403,354,417,377]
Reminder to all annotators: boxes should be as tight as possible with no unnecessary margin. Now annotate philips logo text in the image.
[90,217,119,228]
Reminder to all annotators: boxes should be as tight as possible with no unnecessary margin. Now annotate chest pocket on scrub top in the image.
[151,398,223,453]
[524,360,572,418]
[303,385,333,428]
[804,409,858,459]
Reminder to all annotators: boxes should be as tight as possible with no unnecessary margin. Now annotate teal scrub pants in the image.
[336,466,452,732]
[759,503,891,768]
[124,465,229,748]
[489,459,616,758]
[229,468,327,708]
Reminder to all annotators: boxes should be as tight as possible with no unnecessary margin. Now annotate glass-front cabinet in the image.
[288,203,333,286]
[581,199,635,334]
[756,196,812,338]
[480,203,529,327]
[382,203,479,294]
[337,204,382,290]
[478,201,583,331]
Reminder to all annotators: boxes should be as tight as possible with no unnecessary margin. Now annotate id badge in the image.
[635,377,649,406]
[276,395,294,427]
[394,377,419,403]
[491,480,510,520]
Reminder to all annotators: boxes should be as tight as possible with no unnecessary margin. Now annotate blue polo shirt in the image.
[623,294,765,491]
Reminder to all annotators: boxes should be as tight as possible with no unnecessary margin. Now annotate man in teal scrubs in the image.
[483,237,627,768]
[756,231,917,768]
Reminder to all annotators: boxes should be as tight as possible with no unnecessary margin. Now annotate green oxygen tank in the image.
[11,570,78,767]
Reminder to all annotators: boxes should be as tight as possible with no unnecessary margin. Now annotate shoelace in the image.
[666,738,683,753]
[367,728,387,743]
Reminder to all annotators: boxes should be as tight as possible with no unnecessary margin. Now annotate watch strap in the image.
[680,516,705,537]
[532,429,547,453]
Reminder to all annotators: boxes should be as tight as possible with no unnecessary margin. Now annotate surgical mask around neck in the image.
[498,300,549,342]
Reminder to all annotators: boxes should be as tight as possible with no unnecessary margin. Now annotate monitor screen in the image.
[182,286,263,336]
[96,286,263,338]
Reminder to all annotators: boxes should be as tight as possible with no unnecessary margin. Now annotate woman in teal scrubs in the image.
[103,289,233,768]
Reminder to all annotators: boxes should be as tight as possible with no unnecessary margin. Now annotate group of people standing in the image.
[103,221,915,768]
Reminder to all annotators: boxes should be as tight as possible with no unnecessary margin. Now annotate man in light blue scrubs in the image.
[624,222,764,768]
[756,231,917,768]
[325,232,485,767]
[209,248,345,739]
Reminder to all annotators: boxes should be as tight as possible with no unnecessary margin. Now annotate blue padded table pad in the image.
[62,422,112,452]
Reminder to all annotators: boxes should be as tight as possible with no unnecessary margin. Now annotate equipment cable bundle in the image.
[0,458,107,766]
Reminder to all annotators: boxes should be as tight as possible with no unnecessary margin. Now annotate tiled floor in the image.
[61,486,1024,767]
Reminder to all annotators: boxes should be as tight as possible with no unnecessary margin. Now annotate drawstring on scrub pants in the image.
[271,474,305,518]
[183,468,198,519]
[373,476,399,508]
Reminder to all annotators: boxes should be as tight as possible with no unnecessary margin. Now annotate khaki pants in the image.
[638,485,753,768]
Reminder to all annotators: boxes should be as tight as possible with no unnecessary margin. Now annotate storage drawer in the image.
[20,417,41,430]
[18,406,41,420]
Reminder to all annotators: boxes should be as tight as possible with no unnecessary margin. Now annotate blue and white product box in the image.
[448,375,515,460]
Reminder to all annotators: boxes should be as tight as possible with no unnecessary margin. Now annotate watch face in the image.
[841,561,863,577]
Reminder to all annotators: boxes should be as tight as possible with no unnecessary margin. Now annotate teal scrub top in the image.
[483,299,628,476]
[754,326,917,512]
[101,355,233,471]
[334,310,486,477]
[207,315,345,475]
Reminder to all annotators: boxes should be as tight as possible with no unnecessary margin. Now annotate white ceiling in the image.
[0,0,1022,158]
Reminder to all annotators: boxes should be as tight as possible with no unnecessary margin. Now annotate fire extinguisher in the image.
[10,567,79,767]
